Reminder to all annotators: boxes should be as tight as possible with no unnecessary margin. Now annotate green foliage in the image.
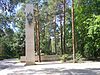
[60,54,68,62]
[74,0,100,60]
[83,15,100,59]
[0,4,25,59]
[76,52,83,62]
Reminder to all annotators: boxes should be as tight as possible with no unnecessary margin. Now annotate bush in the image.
[76,52,83,62]
[60,54,68,62]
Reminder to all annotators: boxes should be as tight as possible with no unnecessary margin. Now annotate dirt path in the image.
[0,59,100,75]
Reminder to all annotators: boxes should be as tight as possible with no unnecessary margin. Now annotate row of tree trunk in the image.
[35,0,75,63]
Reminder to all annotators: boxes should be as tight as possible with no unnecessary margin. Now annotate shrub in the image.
[60,54,68,62]
[76,52,83,62]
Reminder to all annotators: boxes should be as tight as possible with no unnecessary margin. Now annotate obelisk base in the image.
[25,61,35,65]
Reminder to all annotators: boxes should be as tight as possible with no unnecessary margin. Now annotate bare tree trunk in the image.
[75,34,77,52]
[63,0,66,53]
[60,15,63,54]
[36,4,41,62]
[35,18,37,53]
[54,16,57,53]
[72,0,75,63]
[37,20,41,62]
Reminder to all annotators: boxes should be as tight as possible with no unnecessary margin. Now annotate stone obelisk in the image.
[25,4,35,65]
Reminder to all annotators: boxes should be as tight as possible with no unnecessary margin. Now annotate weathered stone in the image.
[25,4,35,65]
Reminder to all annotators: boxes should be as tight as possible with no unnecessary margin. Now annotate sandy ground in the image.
[0,59,100,75]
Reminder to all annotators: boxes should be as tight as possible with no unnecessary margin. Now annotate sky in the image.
[0,1,22,32]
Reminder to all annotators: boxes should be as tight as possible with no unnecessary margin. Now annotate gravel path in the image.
[0,59,100,75]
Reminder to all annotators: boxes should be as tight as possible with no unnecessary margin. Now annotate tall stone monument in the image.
[25,4,35,65]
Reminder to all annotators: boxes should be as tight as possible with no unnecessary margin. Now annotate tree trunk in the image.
[35,16,37,53]
[75,34,77,52]
[54,16,57,53]
[60,15,63,54]
[36,4,41,62]
[37,20,41,62]
[63,0,66,53]
[72,0,75,63]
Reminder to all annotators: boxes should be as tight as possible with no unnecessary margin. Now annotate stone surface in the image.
[20,55,60,62]
[25,4,35,65]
